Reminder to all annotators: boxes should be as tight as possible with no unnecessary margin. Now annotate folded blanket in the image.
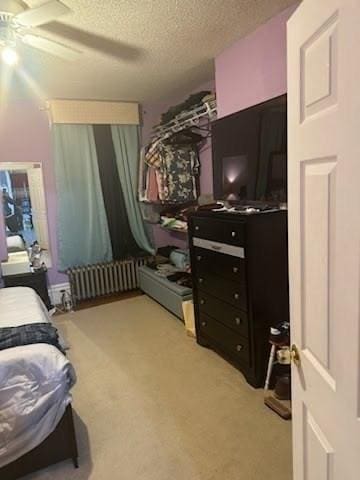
[0,323,65,354]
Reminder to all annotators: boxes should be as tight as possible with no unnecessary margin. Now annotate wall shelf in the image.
[159,225,188,234]
[151,97,217,139]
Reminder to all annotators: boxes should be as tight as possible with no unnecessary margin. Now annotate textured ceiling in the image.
[5,0,297,102]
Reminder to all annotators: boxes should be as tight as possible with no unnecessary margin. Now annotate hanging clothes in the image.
[138,147,148,202]
[142,139,200,204]
[161,145,199,203]
[147,167,159,203]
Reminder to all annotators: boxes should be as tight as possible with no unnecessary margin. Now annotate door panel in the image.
[300,12,338,122]
[288,1,360,479]
[304,407,334,480]
[301,159,337,378]
[27,166,49,250]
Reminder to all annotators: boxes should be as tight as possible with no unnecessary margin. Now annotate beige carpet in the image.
[25,295,292,480]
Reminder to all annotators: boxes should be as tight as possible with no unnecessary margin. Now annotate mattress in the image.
[0,287,50,328]
[0,287,76,468]
[6,235,26,253]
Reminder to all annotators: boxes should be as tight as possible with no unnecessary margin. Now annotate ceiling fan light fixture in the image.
[2,46,19,66]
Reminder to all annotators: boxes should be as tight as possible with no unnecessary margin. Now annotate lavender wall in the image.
[215,4,298,118]
[0,100,67,285]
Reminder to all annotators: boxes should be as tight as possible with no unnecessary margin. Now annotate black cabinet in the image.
[3,269,53,310]
[189,209,289,387]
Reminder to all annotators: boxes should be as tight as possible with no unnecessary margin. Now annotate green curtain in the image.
[53,124,113,270]
[111,125,155,254]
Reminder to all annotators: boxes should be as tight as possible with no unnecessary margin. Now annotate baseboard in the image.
[48,282,71,306]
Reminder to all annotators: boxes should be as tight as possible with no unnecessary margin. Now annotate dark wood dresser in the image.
[188,209,289,387]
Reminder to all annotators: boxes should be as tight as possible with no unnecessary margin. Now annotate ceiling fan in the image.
[0,0,82,65]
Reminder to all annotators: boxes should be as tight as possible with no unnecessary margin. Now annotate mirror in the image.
[0,162,51,265]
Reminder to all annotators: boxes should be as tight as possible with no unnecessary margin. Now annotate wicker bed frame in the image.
[0,404,78,480]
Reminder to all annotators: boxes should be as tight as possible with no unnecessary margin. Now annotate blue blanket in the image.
[0,322,65,354]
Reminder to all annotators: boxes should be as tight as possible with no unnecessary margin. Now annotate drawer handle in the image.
[211,245,222,251]
[199,278,203,284]
[201,321,207,327]
[231,231,236,238]
[233,266,238,273]
[195,226,200,231]
[235,317,241,325]
[236,344,243,352]
[196,255,202,261]
[234,293,240,300]
[200,299,205,305]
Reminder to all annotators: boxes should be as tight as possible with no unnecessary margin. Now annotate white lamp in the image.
[2,46,19,66]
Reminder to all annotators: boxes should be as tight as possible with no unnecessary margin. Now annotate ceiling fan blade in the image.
[41,22,143,62]
[15,1,71,27]
[22,34,82,61]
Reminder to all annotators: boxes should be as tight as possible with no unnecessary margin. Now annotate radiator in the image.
[67,257,151,303]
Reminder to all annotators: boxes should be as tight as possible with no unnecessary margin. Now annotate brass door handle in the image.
[277,344,301,367]
[290,344,301,366]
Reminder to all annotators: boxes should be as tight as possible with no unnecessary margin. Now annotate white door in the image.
[288,1,360,479]
[27,165,50,250]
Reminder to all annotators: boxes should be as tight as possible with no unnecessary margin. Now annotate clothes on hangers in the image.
[139,91,216,205]
[161,145,199,203]
[138,147,148,202]
[140,132,201,204]
[163,128,204,146]
[147,167,159,202]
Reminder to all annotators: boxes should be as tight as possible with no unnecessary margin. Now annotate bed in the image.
[6,235,26,253]
[0,287,78,480]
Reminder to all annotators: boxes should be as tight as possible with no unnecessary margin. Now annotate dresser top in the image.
[189,207,287,222]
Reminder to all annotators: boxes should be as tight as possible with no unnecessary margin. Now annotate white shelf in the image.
[151,97,217,139]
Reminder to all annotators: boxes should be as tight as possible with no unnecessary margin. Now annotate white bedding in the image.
[6,235,26,253]
[0,287,76,468]
[0,286,50,328]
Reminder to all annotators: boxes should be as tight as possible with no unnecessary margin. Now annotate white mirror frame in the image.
[0,162,52,266]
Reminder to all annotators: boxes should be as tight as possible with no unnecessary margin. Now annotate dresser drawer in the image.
[191,217,245,246]
[193,246,246,284]
[198,313,250,365]
[196,272,247,310]
[197,291,248,338]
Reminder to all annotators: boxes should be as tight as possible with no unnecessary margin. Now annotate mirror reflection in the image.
[1,170,37,250]
[0,163,50,266]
